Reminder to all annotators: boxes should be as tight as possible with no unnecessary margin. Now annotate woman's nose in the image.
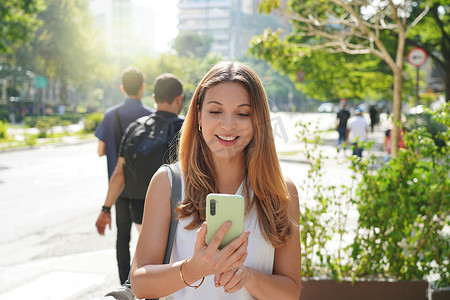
[221,113,235,130]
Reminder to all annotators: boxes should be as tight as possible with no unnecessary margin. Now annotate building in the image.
[177,0,287,58]
[89,0,155,64]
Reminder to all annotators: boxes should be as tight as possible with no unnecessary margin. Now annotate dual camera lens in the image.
[210,199,216,216]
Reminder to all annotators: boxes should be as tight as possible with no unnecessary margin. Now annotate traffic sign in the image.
[296,71,305,82]
[34,76,48,88]
[407,47,427,67]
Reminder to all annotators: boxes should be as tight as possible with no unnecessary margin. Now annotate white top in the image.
[347,116,368,142]
[163,168,275,300]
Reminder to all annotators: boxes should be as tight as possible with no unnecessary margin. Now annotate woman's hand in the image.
[184,221,250,281]
[214,265,250,293]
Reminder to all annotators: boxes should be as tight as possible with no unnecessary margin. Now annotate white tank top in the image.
[163,168,275,300]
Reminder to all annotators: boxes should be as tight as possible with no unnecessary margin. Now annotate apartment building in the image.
[178,0,285,58]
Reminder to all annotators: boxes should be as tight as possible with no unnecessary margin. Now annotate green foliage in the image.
[23,114,82,128]
[353,104,449,286]
[83,112,103,133]
[298,104,449,287]
[258,0,280,14]
[296,121,372,279]
[35,116,59,137]
[408,1,449,99]
[0,0,45,53]
[249,29,393,101]
[0,120,8,139]
[171,32,213,58]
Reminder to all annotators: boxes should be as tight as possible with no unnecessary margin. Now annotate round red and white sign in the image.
[407,47,427,67]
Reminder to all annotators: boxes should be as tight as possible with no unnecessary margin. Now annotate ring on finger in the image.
[236,268,245,279]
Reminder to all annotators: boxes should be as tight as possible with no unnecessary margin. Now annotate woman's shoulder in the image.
[284,177,299,210]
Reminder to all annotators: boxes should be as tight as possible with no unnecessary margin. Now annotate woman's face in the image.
[198,81,253,161]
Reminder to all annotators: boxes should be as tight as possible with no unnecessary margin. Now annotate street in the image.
[0,112,385,299]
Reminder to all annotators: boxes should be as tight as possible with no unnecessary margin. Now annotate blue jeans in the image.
[352,143,364,157]
[337,126,347,145]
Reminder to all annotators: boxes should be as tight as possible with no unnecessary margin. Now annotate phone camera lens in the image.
[210,199,216,216]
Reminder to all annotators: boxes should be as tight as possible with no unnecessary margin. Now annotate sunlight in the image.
[131,0,179,52]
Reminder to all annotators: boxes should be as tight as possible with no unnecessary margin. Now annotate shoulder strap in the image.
[163,163,182,264]
[114,107,123,151]
[123,163,182,289]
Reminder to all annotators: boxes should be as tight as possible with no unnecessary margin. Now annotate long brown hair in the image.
[176,61,292,247]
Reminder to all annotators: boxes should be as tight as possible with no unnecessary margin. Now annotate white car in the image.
[318,102,334,113]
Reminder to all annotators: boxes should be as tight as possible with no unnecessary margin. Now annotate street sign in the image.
[407,47,427,68]
[296,71,305,82]
[34,75,48,88]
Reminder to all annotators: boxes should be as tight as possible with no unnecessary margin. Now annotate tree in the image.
[171,32,213,57]
[250,0,431,157]
[407,1,449,100]
[33,0,109,104]
[0,0,45,53]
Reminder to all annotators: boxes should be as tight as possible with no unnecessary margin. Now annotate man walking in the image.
[346,106,368,157]
[95,73,184,283]
[336,103,350,148]
[94,67,153,284]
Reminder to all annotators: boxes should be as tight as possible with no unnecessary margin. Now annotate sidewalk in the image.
[0,210,135,300]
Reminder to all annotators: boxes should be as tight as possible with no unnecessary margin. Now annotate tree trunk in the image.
[446,69,450,102]
[60,80,68,105]
[391,69,402,158]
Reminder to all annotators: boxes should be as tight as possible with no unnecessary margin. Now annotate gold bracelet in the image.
[179,258,205,289]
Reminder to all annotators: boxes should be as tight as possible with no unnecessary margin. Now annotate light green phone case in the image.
[206,193,245,249]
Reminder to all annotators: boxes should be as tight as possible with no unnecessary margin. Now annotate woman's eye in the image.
[209,111,221,114]
[237,112,250,117]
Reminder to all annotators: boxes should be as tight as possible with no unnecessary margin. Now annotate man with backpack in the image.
[95,67,153,284]
[95,73,184,283]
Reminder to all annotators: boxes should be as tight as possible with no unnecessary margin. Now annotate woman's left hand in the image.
[214,266,250,293]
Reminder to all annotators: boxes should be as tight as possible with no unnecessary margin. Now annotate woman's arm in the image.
[217,178,302,299]
[130,167,250,299]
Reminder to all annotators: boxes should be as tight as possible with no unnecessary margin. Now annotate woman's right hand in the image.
[184,221,250,280]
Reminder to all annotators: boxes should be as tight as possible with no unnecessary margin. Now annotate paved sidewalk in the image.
[0,210,136,300]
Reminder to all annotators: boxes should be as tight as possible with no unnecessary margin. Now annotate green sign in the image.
[34,76,48,88]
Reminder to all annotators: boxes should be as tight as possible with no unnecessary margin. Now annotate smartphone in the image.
[206,193,245,249]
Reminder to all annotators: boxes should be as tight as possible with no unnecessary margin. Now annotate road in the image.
[0,112,384,299]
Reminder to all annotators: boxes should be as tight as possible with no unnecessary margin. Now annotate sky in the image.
[131,0,179,52]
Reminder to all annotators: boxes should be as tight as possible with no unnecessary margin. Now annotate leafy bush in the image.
[0,120,8,139]
[83,112,103,133]
[35,117,59,138]
[297,104,449,287]
[61,113,83,124]
[296,121,369,280]
[353,104,449,286]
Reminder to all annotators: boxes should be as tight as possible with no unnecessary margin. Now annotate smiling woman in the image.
[130,61,301,300]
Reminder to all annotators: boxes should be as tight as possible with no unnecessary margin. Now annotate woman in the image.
[130,61,301,299]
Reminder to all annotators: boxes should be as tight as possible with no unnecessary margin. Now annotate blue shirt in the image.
[95,98,154,192]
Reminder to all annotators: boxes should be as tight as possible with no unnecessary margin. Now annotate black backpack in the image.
[120,113,181,199]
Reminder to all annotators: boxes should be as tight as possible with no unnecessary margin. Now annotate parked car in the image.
[318,102,334,113]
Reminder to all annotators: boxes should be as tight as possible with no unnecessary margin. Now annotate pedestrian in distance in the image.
[94,67,154,284]
[383,127,407,162]
[346,106,369,157]
[95,73,184,284]
[369,104,379,133]
[336,102,351,149]
[130,61,302,299]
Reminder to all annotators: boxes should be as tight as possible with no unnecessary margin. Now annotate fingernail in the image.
[225,221,232,228]
[245,231,250,237]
